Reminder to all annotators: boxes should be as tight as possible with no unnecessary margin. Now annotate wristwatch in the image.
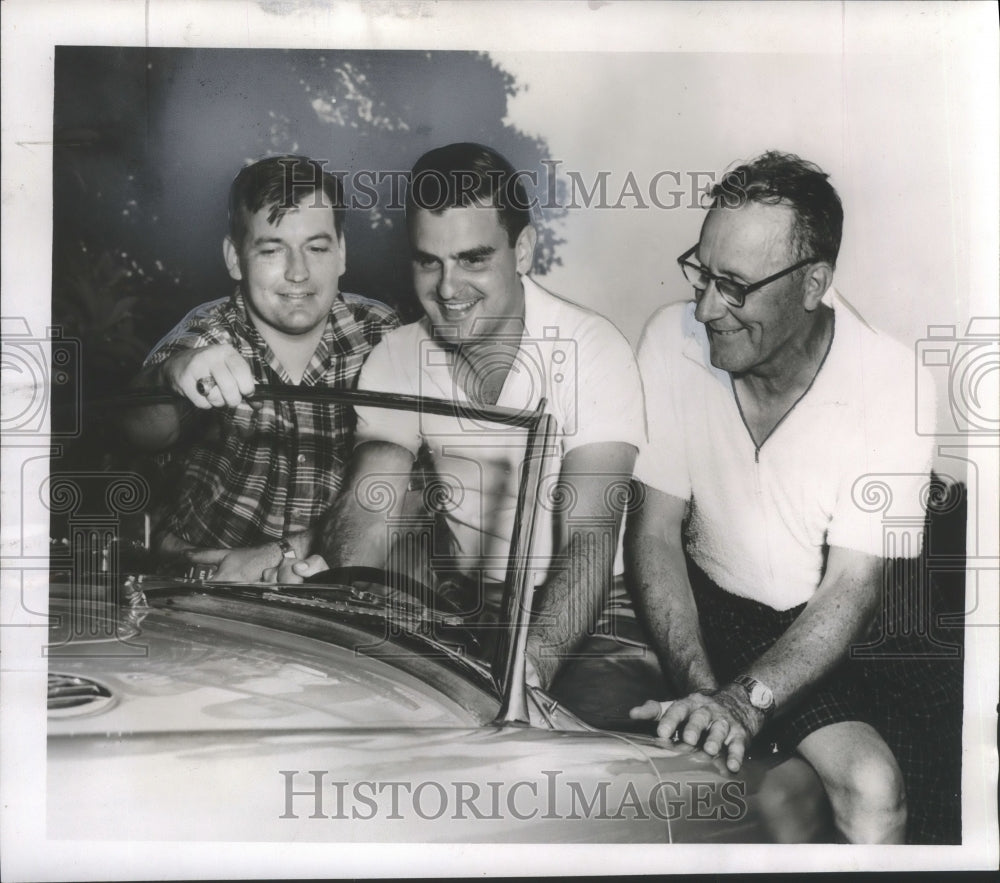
[732,675,775,715]
[276,538,297,560]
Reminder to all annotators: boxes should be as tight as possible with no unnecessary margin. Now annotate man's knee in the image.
[838,743,906,819]
[797,721,906,843]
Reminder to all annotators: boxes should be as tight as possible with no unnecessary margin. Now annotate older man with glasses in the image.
[625,152,936,843]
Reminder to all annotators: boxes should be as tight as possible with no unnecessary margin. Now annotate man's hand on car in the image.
[186,544,285,583]
[629,686,766,773]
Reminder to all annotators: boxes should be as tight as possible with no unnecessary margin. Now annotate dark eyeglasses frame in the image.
[677,244,819,309]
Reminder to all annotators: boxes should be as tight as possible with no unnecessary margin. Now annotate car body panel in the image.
[46,587,812,843]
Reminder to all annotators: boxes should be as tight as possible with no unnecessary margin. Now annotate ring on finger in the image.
[196,377,217,397]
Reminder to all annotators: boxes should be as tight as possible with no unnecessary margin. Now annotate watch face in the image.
[750,683,773,709]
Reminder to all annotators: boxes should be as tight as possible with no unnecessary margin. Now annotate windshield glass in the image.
[49,386,554,715]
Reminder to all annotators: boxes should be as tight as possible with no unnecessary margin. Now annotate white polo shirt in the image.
[356,275,645,586]
[634,294,935,611]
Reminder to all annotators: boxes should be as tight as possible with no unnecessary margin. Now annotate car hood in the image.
[47,583,828,843]
[49,601,490,735]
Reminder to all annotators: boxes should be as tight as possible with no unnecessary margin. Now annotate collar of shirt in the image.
[223,288,372,385]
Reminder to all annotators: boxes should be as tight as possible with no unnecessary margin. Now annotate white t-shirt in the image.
[355,275,645,586]
[634,294,935,611]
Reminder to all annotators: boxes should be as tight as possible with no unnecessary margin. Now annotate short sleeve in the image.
[564,316,645,453]
[340,292,401,348]
[826,341,936,559]
[633,305,692,500]
[143,298,234,368]
[353,333,422,456]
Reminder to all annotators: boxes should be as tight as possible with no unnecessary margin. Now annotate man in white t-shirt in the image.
[626,151,934,844]
[274,143,644,688]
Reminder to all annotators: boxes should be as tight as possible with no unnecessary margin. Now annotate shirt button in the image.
[297,454,307,464]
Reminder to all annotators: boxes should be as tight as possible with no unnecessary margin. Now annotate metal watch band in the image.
[733,674,775,714]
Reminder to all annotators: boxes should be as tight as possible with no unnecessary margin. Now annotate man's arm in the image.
[120,343,255,451]
[638,543,882,772]
[624,482,717,694]
[739,544,882,708]
[120,358,189,451]
[318,440,415,567]
[524,441,636,689]
[268,440,415,582]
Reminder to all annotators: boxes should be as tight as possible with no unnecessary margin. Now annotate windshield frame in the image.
[102,384,559,725]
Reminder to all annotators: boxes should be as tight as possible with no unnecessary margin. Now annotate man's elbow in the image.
[118,405,182,451]
[624,506,684,555]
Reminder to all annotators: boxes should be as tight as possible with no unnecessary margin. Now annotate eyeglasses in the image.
[676,244,818,309]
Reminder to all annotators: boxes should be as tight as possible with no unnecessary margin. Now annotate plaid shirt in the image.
[145,290,398,548]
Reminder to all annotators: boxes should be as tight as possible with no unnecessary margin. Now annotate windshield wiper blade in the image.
[261,584,463,625]
[259,586,487,673]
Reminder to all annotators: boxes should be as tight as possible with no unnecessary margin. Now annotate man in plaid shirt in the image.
[124,155,398,581]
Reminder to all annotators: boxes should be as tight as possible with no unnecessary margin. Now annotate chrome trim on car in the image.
[493,408,559,724]
[48,673,115,716]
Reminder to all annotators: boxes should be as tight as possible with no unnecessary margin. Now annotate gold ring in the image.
[196,377,217,397]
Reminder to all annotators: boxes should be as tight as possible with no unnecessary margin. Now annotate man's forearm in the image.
[314,493,391,569]
[627,533,717,694]
[524,442,639,688]
[120,361,187,450]
[314,443,415,570]
[526,528,613,688]
[742,549,882,713]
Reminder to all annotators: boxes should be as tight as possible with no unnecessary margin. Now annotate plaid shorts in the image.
[687,561,873,756]
[856,562,965,845]
[691,559,964,843]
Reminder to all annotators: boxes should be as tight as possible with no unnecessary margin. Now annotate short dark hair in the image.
[228,155,345,248]
[709,151,843,267]
[405,142,532,246]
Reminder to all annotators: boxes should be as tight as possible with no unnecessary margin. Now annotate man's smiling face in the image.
[409,205,534,347]
[693,202,813,376]
[225,192,345,339]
